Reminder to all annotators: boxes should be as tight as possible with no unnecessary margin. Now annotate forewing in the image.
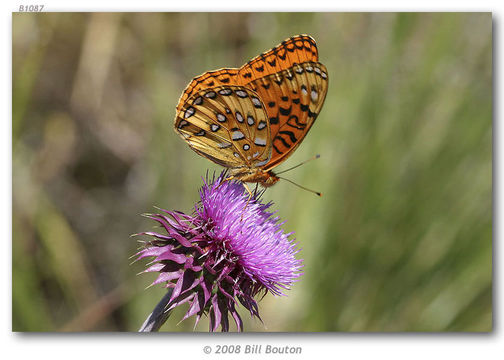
[238,35,319,84]
[176,68,240,113]
[174,85,272,169]
[247,61,328,170]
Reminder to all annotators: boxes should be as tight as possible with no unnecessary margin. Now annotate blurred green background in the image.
[12,12,492,332]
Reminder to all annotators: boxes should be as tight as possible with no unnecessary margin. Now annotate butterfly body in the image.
[230,168,280,187]
[174,35,328,187]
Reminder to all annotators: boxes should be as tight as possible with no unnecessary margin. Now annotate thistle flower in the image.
[135,172,303,332]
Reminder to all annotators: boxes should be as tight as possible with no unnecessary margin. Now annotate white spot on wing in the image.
[178,120,188,129]
[255,159,269,167]
[257,121,267,130]
[219,88,233,96]
[218,141,232,149]
[235,90,248,98]
[254,137,267,146]
[232,131,245,140]
[184,107,195,118]
[251,97,262,107]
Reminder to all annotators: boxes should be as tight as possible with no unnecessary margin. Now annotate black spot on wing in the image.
[275,135,291,148]
[279,106,292,116]
[286,115,307,130]
[279,130,297,143]
[273,143,283,154]
[270,117,279,125]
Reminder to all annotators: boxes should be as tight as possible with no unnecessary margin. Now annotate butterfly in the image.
[174,34,328,188]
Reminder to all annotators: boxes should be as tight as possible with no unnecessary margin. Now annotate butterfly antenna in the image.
[275,154,321,175]
[278,176,322,197]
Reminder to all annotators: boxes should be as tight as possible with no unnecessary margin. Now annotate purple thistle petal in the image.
[135,171,303,332]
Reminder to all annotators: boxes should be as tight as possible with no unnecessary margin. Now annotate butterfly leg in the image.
[216,175,234,190]
[240,183,254,222]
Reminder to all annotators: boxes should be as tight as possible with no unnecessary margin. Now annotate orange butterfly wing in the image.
[174,34,328,180]
[174,85,272,170]
[238,35,319,82]
[176,69,240,113]
[246,61,328,170]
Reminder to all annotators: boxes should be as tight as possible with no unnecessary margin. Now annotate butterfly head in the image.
[260,171,280,188]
